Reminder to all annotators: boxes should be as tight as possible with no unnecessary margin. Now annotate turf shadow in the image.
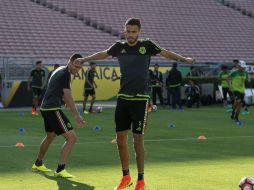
[38,173,95,190]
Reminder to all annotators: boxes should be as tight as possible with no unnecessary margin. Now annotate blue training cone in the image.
[18,128,25,133]
[19,112,25,117]
[93,125,101,131]
[167,124,176,128]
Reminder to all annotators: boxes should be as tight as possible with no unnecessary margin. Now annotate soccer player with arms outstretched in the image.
[76,18,194,190]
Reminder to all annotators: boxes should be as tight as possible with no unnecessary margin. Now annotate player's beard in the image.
[127,36,138,45]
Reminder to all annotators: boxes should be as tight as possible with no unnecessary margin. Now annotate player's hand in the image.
[184,57,194,64]
[75,115,85,128]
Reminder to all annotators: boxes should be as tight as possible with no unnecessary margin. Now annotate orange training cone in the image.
[15,142,25,147]
[198,135,207,141]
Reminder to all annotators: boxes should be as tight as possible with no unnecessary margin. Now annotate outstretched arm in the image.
[160,49,194,64]
[75,50,109,65]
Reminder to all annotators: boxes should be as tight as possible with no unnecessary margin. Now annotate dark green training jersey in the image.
[30,69,45,88]
[84,68,96,89]
[107,39,162,99]
[40,66,70,110]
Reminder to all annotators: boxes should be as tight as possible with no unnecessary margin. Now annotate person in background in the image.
[47,64,60,86]
[218,65,232,107]
[230,59,249,115]
[228,60,250,124]
[185,80,200,108]
[0,73,3,108]
[166,62,183,110]
[27,61,45,115]
[151,63,164,106]
[186,66,200,77]
[83,62,97,114]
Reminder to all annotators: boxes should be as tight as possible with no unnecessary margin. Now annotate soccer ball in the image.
[96,106,103,113]
[239,177,254,190]
[152,105,157,112]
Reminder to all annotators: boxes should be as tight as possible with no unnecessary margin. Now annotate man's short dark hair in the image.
[90,62,96,66]
[70,53,82,62]
[36,61,42,65]
[233,59,239,64]
[173,62,178,68]
[125,18,141,29]
[154,63,159,67]
[221,65,227,70]
[54,64,60,68]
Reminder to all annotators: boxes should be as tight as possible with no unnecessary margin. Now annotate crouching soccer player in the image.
[32,54,85,178]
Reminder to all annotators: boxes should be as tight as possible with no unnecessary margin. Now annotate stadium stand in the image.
[0,0,253,63]
[0,0,118,60]
[220,0,254,17]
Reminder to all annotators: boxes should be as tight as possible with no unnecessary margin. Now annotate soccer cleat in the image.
[83,110,89,114]
[226,108,233,112]
[134,179,145,190]
[114,175,132,190]
[32,164,52,172]
[54,169,74,178]
[32,112,39,116]
[241,110,250,115]
[147,105,152,113]
[235,120,244,127]
[32,109,39,116]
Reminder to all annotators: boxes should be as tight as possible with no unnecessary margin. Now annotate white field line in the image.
[0,135,253,148]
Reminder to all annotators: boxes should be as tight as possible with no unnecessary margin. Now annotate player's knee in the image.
[116,138,127,148]
[65,132,77,144]
[133,135,143,145]
[69,134,77,144]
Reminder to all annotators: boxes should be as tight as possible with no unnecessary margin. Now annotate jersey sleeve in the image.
[30,70,35,77]
[62,72,71,89]
[107,42,121,57]
[147,40,162,56]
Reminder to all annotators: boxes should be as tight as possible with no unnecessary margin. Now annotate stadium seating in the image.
[222,0,254,17]
[0,0,253,63]
[0,0,118,60]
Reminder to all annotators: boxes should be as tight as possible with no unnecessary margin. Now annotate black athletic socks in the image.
[56,164,65,173]
[35,159,42,166]
[138,173,144,181]
[122,169,129,176]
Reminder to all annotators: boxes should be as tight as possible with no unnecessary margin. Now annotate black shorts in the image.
[115,98,149,134]
[40,110,73,135]
[233,91,245,103]
[84,89,95,97]
[32,87,42,97]
[222,87,233,101]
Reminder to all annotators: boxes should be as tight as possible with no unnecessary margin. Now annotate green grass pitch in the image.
[0,106,254,190]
